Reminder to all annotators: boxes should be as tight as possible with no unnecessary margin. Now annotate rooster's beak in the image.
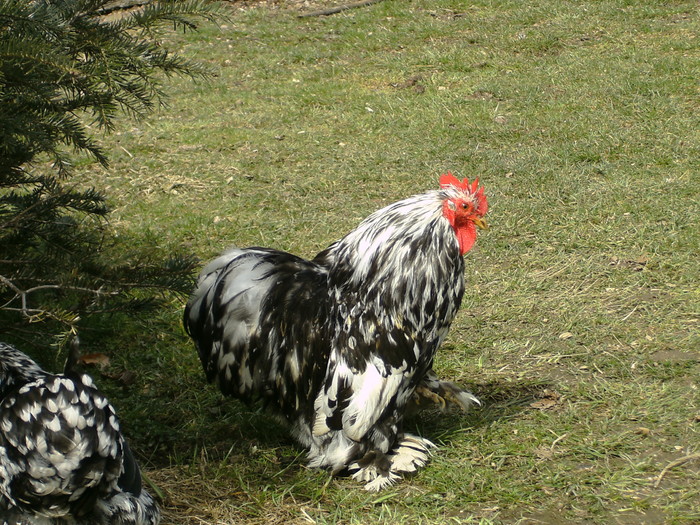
[473,217,488,230]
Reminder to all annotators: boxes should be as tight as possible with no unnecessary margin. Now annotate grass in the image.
[67,0,700,523]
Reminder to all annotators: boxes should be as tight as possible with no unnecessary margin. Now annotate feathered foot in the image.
[411,370,481,413]
[348,434,436,492]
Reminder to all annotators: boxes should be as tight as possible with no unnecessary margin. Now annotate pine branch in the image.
[0,0,223,345]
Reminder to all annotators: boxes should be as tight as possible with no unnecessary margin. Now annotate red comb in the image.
[439,172,480,193]
[439,172,461,189]
[439,172,488,215]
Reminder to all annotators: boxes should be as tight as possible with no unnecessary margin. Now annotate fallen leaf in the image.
[530,389,562,410]
[559,332,574,340]
[609,255,648,271]
[530,398,558,410]
[77,352,110,369]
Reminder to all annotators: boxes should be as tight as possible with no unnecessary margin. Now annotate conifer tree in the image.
[0,0,220,345]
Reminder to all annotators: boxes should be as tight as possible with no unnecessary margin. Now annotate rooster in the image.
[184,173,487,490]
[0,342,160,525]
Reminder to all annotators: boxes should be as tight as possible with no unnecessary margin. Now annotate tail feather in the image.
[184,247,332,415]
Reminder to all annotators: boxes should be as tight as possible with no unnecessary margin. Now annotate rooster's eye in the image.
[461,203,468,210]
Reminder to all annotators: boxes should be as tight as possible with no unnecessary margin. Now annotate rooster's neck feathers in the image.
[315,189,466,368]
[323,189,460,287]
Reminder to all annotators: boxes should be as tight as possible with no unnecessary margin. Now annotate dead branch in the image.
[95,0,151,16]
[0,274,111,323]
[298,0,385,18]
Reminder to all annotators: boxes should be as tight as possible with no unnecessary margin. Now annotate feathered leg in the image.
[347,434,436,492]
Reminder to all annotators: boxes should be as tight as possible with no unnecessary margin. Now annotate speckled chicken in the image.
[184,173,487,490]
[0,342,160,524]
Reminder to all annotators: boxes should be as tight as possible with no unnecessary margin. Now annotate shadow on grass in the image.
[75,311,558,502]
[146,376,562,521]
[410,378,555,441]
[193,378,555,457]
[107,342,563,520]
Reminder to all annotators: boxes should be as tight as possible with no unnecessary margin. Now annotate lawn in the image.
[72,0,699,523]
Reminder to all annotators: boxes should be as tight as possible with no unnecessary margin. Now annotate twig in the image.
[298,0,385,18]
[95,0,151,16]
[620,304,639,322]
[0,273,111,323]
[653,453,700,488]
[549,431,568,451]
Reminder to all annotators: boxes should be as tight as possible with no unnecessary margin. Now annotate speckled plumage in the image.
[0,343,160,525]
[184,177,487,490]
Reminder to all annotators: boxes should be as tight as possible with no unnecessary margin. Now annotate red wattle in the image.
[455,223,477,255]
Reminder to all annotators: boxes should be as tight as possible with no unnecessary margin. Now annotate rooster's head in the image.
[440,172,488,255]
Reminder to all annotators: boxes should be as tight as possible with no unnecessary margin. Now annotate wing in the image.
[312,305,424,453]
[0,373,123,518]
[184,247,332,416]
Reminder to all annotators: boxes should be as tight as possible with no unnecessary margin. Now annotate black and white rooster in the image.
[184,173,488,490]
[0,342,160,525]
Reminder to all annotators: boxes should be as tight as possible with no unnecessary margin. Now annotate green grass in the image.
[70,0,699,523]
